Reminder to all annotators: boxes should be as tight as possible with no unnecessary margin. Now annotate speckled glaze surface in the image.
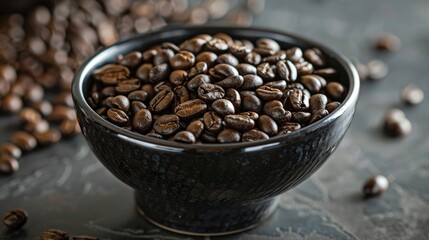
[72,26,359,235]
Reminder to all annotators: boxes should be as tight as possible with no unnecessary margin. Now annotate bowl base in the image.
[135,191,279,236]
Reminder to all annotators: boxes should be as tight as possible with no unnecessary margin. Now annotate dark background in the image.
[1,0,429,239]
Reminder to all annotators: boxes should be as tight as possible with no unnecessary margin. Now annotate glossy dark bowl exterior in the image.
[72,26,359,235]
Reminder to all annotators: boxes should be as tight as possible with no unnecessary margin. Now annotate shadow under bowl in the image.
[72,26,360,236]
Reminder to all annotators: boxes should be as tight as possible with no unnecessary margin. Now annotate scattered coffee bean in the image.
[374,33,401,52]
[40,229,69,240]
[33,129,61,145]
[354,62,368,81]
[363,175,389,198]
[10,131,37,152]
[401,84,424,105]
[59,120,81,137]
[0,143,22,159]
[1,94,23,113]
[0,155,19,174]
[383,109,412,137]
[367,59,388,80]
[2,209,27,230]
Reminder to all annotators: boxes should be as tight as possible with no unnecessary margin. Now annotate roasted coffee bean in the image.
[217,53,239,66]
[241,75,263,90]
[285,47,303,62]
[107,108,129,126]
[205,38,229,52]
[230,45,252,58]
[53,92,74,108]
[149,89,174,113]
[262,51,286,64]
[277,60,297,82]
[236,63,257,75]
[72,235,99,240]
[173,131,196,143]
[186,120,204,139]
[153,114,181,136]
[217,129,241,143]
[256,86,283,101]
[195,51,218,67]
[0,143,22,159]
[132,109,152,133]
[11,131,37,151]
[96,107,108,116]
[153,81,173,93]
[304,48,326,67]
[363,175,389,198]
[314,68,338,79]
[299,75,322,94]
[203,111,223,133]
[169,70,188,86]
[309,94,328,113]
[24,119,49,133]
[93,64,130,85]
[50,106,76,122]
[111,95,130,112]
[258,115,278,136]
[146,131,164,139]
[128,90,148,102]
[115,79,141,94]
[33,129,61,145]
[117,51,142,68]
[286,89,307,111]
[326,101,341,113]
[383,109,412,137]
[130,101,147,115]
[31,100,52,117]
[187,74,211,92]
[24,84,44,104]
[212,99,235,116]
[243,52,261,65]
[267,107,291,125]
[224,114,255,131]
[172,86,190,106]
[2,209,27,230]
[215,75,244,89]
[0,155,19,174]
[264,80,287,91]
[242,129,269,142]
[257,63,275,80]
[153,49,174,65]
[149,63,170,84]
[59,119,81,137]
[367,59,388,80]
[174,99,207,120]
[213,64,238,78]
[255,38,280,56]
[263,100,283,115]
[142,49,158,62]
[2,94,23,113]
[180,38,207,54]
[136,63,153,82]
[239,112,259,121]
[295,61,313,75]
[200,130,217,143]
[326,82,345,101]
[374,33,401,52]
[198,83,225,101]
[188,62,208,78]
[240,91,262,113]
[40,229,69,240]
[224,88,241,109]
[170,51,195,70]
[19,108,41,123]
[291,111,312,123]
[309,109,329,124]
[214,33,233,46]
[278,122,301,135]
[401,84,424,105]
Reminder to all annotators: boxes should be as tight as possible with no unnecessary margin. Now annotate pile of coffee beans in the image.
[0,0,265,175]
[88,34,347,143]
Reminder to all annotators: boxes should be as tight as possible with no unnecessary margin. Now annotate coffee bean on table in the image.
[19,108,41,123]
[60,120,81,137]
[0,143,22,159]
[2,209,27,230]
[33,129,62,145]
[383,109,412,137]
[401,84,424,105]
[11,131,37,152]
[367,59,388,80]
[1,94,23,113]
[374,33,401,52]
[24,119,49,133]
[0,155,19,174]
[40,229,69,240]
[363,175,389,198]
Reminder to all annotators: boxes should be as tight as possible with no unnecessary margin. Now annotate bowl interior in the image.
[73,26,359,150]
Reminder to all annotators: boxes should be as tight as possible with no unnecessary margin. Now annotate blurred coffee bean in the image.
[367,59,388,80]
[374,33,401,52]
[40,229,69,240]
[19,108,41,123]
[117,51,142,68]
[0,156,19,174]
[285,47,303,62]
[170,51,195,70]
[0,143,22,159]
[401,84,424,105]
[24,119,49,133]
[50,106,76,122]
[325,101,341,113]
[2,94,23,113]
[33,129,61,145]
[11,131,37,151]
[363,175,389,198]
[60,119,81,137]
[93,64,130,85]
[304,48,326,67]
[383,109,412,137]
[2,209,27,230]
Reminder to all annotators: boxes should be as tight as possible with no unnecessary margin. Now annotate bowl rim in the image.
[72,25,360,151]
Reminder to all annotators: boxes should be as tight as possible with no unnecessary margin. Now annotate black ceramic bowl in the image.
[72,26,359,236]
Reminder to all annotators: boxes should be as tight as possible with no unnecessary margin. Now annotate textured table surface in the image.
[1,0,429,239]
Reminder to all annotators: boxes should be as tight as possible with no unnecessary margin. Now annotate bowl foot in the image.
[135,191,279,236]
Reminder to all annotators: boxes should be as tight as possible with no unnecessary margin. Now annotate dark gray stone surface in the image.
[1,0,428,239]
